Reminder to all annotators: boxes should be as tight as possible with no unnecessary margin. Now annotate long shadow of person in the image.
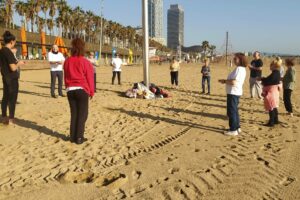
[107,108,225,134]
[14,118,69,141]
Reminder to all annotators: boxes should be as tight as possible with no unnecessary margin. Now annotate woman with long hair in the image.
[64,38,94,144]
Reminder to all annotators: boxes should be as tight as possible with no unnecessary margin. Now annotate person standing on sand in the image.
[64,38,94,145]
[170,57,180,87]
[249,51,263,99]
[275,56,285,79]
[219,53,247,136]
[201,59,211,95]
[283,58,296,117]
[111,54,123,85]
[87,51,98,93]
[0,31,26,125]
[260,60,281,127]
[48,45,65,98]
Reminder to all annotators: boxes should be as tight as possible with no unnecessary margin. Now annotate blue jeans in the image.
[227,94,240,131]
[202,76,210,93]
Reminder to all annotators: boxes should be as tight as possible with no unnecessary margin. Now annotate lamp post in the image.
[99,0,104,63]
[142,0,150,87]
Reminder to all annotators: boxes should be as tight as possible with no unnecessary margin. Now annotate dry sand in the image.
[0,61,299,200]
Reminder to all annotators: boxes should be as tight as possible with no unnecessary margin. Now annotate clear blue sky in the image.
[68,0,300,55]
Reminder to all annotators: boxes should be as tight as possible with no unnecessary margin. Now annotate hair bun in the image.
[3,31,12,37]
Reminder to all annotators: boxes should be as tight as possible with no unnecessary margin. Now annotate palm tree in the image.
[48,0,57,36]
[4,0,14,28]
[202,40,210,57]
[25,0,39,32]
[210,45,216,57]
[15,1,27,29]
[36,16,45,33]
[40,0,50,33]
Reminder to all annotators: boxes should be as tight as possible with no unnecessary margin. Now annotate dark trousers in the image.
[202,76,211,93]
[268,108,279,126]
[67,89,89,141]
[112,71,121,85]
[94,73,97,92]
[51,71,63,96]
[1,78,19,119]
[170,71,179,86]
[227,94,240,131]
[283,89,293,113]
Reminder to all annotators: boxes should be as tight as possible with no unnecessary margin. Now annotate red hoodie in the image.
[64,56,95,97]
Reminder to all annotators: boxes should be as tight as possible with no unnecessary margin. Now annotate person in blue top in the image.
[201,59,211,95]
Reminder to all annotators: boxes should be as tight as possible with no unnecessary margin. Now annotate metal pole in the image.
[142,0,150,88]
[99,0,104,63]
[225,31,228,66]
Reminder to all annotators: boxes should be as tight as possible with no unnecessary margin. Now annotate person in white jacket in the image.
[48,45,65,98]
[111,54,123,85]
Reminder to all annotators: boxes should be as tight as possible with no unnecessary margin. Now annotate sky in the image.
[66,0,299,55]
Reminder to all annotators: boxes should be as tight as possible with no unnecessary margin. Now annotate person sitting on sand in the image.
[201,59,211,95]
[48,45,65,98]
[111,54,123,85]
[0,31,26,125]
[219,53,247,136]
[64,38,94,144]
[260,60,281,127]
[170,57,180,88]
[283,58,296,117]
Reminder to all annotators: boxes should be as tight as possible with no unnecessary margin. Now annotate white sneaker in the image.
[224,130,239,136]
[238,128,242,133]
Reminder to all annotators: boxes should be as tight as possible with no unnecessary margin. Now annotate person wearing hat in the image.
[48,44,65,98]
[260,60,281,127]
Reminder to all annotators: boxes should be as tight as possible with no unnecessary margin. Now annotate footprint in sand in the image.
[255,155,270,167]
[280,177,296,186]
[132,170,142,180]
[57,171,94,184]
[165,154,178,162]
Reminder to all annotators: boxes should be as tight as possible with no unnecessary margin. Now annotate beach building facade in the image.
[167,4,184,50]
[148,0,166,45]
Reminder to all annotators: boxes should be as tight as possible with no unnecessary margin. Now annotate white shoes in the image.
[224,130,239,136]
[237,128,242,133]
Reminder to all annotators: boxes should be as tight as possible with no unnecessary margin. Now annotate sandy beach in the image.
[0,61,299,200]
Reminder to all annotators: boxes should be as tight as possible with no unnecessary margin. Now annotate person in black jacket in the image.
[0,31,26,125]
[260,61,281,127]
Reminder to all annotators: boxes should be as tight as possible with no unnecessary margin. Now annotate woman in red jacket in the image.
[64,38,94,144]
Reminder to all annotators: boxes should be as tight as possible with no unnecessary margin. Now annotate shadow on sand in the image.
[107,108,225,134]
[14,118,69,141]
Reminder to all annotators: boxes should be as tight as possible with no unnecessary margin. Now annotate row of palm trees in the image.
[0,0,170,52]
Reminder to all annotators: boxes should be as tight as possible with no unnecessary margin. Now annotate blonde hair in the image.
[271,60,281,70]
[275,56,283,66]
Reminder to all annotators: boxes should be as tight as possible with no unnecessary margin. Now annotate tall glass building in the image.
[148,0,165,45]
[167,4,184,49]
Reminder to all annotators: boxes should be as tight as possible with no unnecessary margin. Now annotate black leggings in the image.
[94,73,97,92]
[67,89,89,141]
[283,89,293,113]
[170,71,179,86]
[1,78,19,119]
[269,108,279,125]
[112,71,121,84]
